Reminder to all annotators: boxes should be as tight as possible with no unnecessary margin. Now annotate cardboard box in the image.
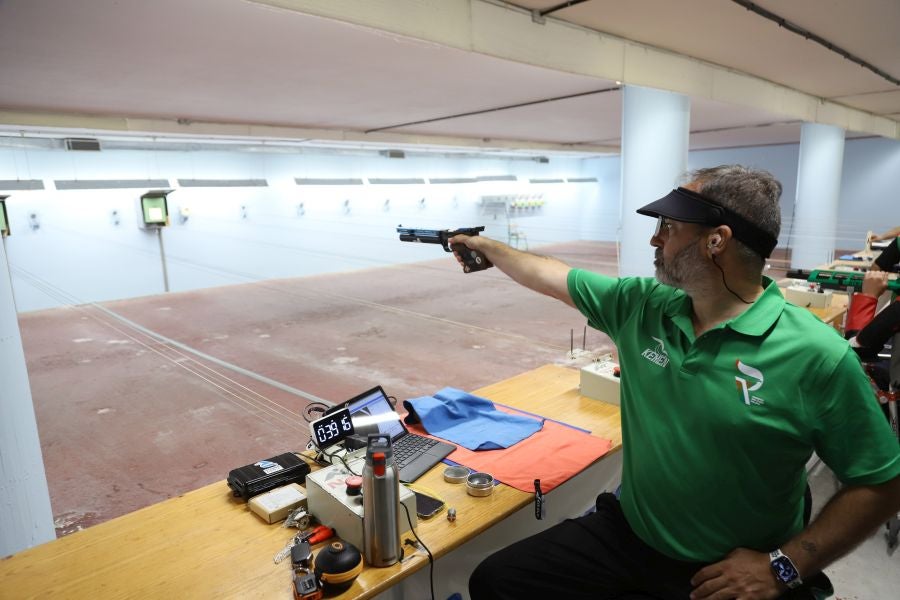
[248,483,307,524]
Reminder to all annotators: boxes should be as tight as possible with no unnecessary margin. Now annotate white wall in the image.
[689,138,900,251]
[0,147,607,312]
[838,137,900,246]
[2,136,898,313]
[578,157,621,241]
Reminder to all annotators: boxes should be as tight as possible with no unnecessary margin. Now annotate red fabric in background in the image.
[406,405,612,493]
[846,293,877,333]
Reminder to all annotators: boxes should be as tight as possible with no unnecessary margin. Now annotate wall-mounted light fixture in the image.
[29,212,40,231]
[178,206,190,224]
[240,205,248,220]
[137,189,173,229]
[0,195,10,237]
[383,198,390,211]
[111,209,121,226]
[418,197,426,209]
[297,202,305,217]
[343,199,351,215]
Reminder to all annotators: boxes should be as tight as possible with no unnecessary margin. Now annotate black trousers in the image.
[469,493,830,600]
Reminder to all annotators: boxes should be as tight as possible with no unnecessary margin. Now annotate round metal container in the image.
[443,466,470,484]
[466,472,494,497]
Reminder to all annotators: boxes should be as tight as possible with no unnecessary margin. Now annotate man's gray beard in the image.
[654,239,708,289]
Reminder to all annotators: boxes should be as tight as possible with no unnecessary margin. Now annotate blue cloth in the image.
[403,387,543,451]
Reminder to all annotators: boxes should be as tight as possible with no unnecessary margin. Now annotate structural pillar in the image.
[0,238,55,557]
[619,85,690,276]
[790,122,845,269]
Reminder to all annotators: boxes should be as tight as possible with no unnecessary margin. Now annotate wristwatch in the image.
[769,549,803,589]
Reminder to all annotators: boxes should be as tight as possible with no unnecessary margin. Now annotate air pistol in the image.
[396,226,493,273]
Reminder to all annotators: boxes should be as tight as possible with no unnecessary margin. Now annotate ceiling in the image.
[0,0,897,156]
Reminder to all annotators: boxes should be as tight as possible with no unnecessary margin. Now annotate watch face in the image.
[771,556,798,583]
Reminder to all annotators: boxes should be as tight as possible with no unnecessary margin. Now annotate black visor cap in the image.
[636,187,724,223]
[637,187,778,258]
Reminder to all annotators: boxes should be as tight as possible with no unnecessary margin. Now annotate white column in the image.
[790,122,845,269]
[0,238,55,556]
[619,85,690,277]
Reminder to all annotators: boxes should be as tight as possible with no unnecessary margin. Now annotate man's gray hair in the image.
[684,165,782,268]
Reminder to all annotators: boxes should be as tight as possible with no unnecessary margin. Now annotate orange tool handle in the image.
[303,525,335,545]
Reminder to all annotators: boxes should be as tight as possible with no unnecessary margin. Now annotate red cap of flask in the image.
[373,452,386,476]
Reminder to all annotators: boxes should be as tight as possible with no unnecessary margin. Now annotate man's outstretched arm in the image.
[870,227,900,242]
[448,234,575,307]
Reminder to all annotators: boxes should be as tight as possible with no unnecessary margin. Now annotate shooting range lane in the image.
[19,240,620,534]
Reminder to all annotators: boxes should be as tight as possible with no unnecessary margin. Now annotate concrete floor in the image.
[807,462,899,600]
[17,240,899,597]
[21,241,620,533]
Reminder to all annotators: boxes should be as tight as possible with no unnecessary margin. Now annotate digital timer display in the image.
[309,407,355,449]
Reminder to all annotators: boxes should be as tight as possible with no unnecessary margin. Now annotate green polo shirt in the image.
[568,270,900,562]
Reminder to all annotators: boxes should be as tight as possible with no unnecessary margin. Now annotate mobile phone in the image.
[413,490,445,519]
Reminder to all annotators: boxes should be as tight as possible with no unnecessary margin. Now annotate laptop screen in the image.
[347,387,406,441]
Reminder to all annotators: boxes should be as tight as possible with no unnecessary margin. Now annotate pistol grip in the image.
[450,243,493,273]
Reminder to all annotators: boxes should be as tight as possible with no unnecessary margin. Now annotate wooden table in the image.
[806,292,849,333]
[0,365,622,600]
[778,278,849,334]
[825,258,873,270]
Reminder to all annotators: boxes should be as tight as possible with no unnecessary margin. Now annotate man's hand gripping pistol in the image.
[396,226,494,273]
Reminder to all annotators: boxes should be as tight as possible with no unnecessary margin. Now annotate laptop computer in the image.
[325,385,456,483]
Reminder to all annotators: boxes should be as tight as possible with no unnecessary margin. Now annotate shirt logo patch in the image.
[641,336,670,368]
[735,360,765,406]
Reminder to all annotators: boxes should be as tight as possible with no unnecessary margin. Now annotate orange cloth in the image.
[406,405,612,493]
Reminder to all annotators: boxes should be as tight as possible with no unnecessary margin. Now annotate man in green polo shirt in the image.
[461,165,900,599]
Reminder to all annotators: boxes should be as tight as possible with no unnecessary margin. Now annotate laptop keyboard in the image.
[392,435,440,467]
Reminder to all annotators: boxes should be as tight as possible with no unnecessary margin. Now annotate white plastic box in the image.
[580,359,621,405]
[784,285,832,309]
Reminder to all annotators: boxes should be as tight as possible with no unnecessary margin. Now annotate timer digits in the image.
[309,407,355,450]
[315,414,351,442]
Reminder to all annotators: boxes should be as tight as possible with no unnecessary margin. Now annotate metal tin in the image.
[443,465,470,484]
[466,472,494,497]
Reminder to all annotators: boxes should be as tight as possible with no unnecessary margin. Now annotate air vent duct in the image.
[379,149,405,159]
[64,138,101,151]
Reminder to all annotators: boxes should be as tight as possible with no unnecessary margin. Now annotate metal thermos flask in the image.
[362,433,401,566]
